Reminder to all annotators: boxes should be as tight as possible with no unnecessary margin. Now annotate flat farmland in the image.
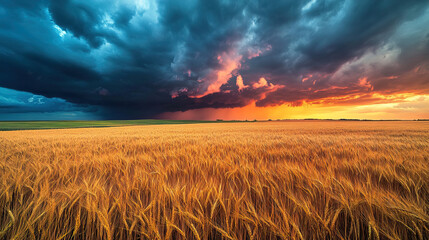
[0,121,428,239]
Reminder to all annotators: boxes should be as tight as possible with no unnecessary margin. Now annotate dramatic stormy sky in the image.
[1,0,429,120]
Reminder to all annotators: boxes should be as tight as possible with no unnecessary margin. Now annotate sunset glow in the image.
[161,93,429,120]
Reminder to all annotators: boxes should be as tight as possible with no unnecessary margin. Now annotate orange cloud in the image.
[199,51,242,97]
[252,77,269,88]
[236,75,246,91]
[301,74,313,83]
[358,77,373,90]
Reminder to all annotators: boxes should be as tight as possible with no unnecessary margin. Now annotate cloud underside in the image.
[1,0,429,118]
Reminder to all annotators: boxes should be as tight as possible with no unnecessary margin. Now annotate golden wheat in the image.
[0,121,428,239]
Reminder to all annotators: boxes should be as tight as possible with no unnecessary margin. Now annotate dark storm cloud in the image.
[48,0,108,48]
[0,0,428,119]
[0,87,95,114]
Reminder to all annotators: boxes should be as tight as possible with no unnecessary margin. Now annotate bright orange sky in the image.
[159,94,429,120]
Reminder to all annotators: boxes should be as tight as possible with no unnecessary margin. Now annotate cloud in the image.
[0,0,428,119]
[0,87,95,115]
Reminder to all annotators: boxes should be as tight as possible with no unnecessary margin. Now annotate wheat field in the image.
[0,121,428,240]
